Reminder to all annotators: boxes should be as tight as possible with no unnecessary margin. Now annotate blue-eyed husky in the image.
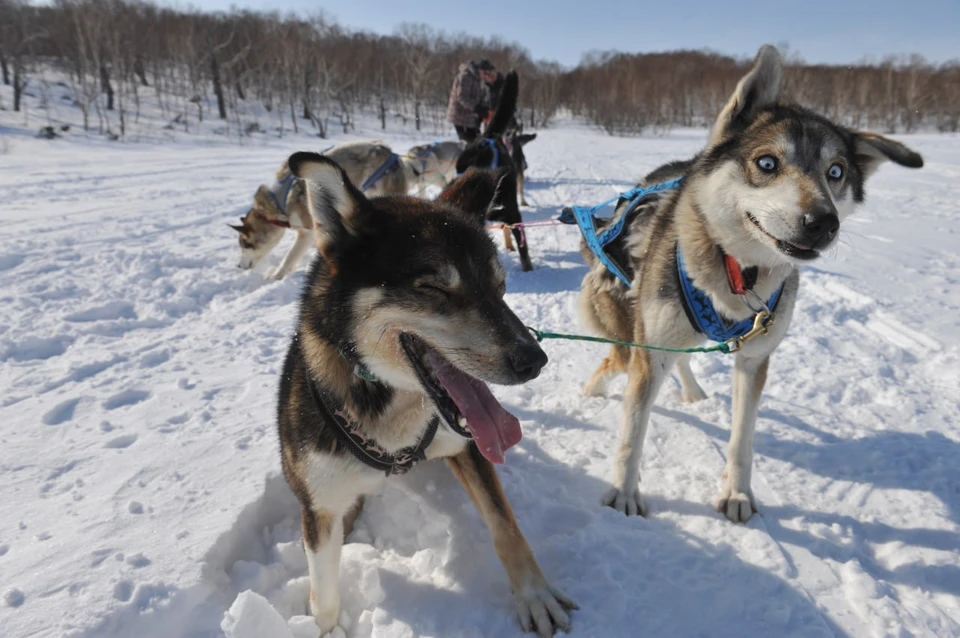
[578,45,923,522]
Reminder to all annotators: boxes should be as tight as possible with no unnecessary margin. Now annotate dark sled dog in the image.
[578,45,923,522]
[456,70,534,271]
[277,155,576,636]
[506,126,537,208]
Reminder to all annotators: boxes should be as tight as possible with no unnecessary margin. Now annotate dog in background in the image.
[504,123,537,208]
[277,153,576,636]
[456,71,534,271]
[230,141,416,280]
[578,45,923,522]
[403,140,465,192]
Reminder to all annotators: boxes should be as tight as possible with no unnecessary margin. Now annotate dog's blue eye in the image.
[828,163,844,180]
[756,155,778,172]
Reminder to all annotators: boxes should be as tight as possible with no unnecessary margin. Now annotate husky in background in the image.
[506,127,537,208]
[578,45,923,522]
[403,140,465,191]
[230,141,417,279]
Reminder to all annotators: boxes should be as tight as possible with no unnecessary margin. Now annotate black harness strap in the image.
[305,371,439,476]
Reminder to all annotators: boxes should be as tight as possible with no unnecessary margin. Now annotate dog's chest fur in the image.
[278,332,471,487]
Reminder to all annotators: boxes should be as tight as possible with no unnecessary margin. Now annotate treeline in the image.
[0,0,562,138]
[567,49,960,134]
[1,0,957,139]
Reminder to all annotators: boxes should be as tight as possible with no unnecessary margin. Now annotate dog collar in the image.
[676,244,782,343]
[304,369,439,476]
[258,212,291,229]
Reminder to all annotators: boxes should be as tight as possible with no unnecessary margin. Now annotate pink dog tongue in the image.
[424,351,522,464]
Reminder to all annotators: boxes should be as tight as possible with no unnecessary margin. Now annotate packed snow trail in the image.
[1,120,958,637]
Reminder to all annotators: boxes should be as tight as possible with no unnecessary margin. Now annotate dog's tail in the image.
[484,71,518,139]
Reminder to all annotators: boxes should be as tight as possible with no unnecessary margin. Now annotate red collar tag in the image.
[724,254,747,295]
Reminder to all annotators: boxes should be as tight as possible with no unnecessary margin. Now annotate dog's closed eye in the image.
[414,278,451,297]
[413,265,460,296]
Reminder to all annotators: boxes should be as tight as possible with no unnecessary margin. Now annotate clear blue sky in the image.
[176,0,958,67]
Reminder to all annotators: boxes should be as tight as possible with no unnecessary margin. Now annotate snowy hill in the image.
[1,81,959,637]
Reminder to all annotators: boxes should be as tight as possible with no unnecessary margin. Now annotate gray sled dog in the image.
[231,141,417,280]
[578,45,923,522]
[276,155,577,636]
[403,140,465,191]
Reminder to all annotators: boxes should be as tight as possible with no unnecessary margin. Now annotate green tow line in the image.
[526,327,732,354]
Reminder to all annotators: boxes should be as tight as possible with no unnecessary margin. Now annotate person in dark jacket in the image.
[446,59,498,142]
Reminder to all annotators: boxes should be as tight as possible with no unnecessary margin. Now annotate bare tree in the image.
[397,23,436,131]
[7,0,47,112]
[3,1,952,141]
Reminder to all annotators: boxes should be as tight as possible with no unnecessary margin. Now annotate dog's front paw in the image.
[713,485,757,523]
[601,486,647,516]
[515,582,577,638]
[266,268,288,281]
[310,598,342,636]
[582,378,606,397]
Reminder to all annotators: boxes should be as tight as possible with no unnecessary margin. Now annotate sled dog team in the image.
[229,46,923,636]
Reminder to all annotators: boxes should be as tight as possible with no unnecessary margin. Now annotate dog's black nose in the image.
[802,210,840,248]
[509,342,548,382]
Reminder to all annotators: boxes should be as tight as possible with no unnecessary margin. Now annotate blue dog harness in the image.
[359,153,401,192]
[676,246,783,343]
[485,138,500,169]
[455,138,501,177]
[559,177,684,287]
[265,148,400,224]
[267,145,336,216]
[268,173,297,215]
[561,176,782,346]
[405,142,440,177]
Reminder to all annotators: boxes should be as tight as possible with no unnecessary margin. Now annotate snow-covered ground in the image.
[2,86,959,638]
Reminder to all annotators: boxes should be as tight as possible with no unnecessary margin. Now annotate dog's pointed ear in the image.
[288,151,370,249]
[517,133,537,145]
[709,45,783,146]
[227,223,244,233]
[437,168,499,222]
[852,132,924,178]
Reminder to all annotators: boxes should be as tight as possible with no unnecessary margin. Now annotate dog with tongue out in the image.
[276,155,576,638]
